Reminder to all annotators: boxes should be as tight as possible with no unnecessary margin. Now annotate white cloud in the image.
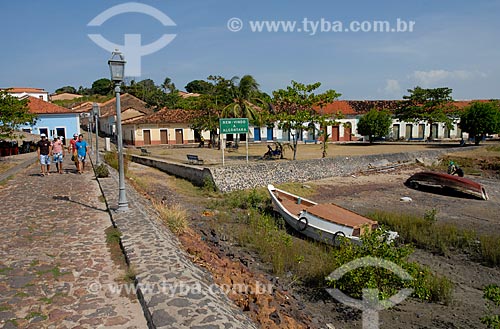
[383,79,401,94]
[411,70,486,87]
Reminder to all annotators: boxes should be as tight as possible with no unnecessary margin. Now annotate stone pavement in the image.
[98,161,257,328]
[0,156,147,328]
[0,152,257,329]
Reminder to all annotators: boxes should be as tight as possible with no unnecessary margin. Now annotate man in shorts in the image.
[52,136,65,174]
[37,133,52,176]
[69,133,79,169]
[75,134,88,174]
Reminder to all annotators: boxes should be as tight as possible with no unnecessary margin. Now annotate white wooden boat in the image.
[268,184,398,245]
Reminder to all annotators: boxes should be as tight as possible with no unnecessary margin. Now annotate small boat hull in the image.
[268,185,398,246]
[406,171,489,200]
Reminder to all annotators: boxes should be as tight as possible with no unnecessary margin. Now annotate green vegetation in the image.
[208,188,453,304]
[94,163,110,178]
[105,226,122,244]
[460,101,500,145]
[272,81,341,160]
[395,86,457,141]
[356,108,393,143]
[25,311,47,321]
[154,202,188,235]
[104,151,129,174]
[369,210,500,266]
[482,284,500,328]
[0,90,37,139]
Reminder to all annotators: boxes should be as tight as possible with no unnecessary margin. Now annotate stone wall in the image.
[132,147,473,193]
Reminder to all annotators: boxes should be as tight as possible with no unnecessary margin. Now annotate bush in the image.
[482,284,500,328]
[94,163,109,178]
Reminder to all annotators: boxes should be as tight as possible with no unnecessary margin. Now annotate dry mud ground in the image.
[128,161,500,329]
[307,167,500,329]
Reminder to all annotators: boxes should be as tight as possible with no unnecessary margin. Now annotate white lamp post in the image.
[108,50,128,211]
[92,102,100,165]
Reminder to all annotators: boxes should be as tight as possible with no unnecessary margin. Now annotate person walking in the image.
[75,134,89,174]
[69,133,79,170]
[52,136,65,174]
[37,133,52,176]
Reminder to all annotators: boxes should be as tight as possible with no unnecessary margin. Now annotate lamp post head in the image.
[92,102,100,116]
[108,50,126,83]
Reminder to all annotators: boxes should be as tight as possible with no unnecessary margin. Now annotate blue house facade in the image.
[18,96,80,146]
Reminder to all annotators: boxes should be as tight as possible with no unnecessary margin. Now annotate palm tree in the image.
[222,75,261,120]
[222,75,263,146]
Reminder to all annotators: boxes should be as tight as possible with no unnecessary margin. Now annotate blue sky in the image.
[1,0,499,100]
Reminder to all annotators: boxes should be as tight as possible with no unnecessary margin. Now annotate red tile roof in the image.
[27,96,74,114]
[122,108,202,125]
[314,99,495,116]
[3,87,48,94]
[99,93,152,118]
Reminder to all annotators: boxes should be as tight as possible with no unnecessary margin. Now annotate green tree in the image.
[222,75,262,121]
[54,86,77,94]
[272,81,341,160]
[0,90,37,138]
[395,87,456,140]
[91,78,112,95]
[185,79,214,94]
[460,101,500,145]
[357,109,393,143]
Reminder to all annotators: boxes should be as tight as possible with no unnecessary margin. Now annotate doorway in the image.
[160,129,168,144]
[143,130,151,145]
[175,129,183,144]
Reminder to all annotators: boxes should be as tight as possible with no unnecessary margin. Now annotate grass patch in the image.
[25,311,47,321]
[103,151,130,173]
[210,190,453,304]
[154,202,188,235]
[369,210,500,266]
[0,267,13,275]
[14,292,29,298]
[36,266,64,279]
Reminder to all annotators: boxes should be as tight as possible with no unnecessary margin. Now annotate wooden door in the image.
[405,124,413,139]
[175,129,183,144]
[331,126,340,141]
[143,130,151,145]
[160,129,168,144]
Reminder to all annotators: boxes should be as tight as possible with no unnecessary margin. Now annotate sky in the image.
[1,0,499,100]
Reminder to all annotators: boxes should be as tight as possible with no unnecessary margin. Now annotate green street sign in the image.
[219,118,249,134]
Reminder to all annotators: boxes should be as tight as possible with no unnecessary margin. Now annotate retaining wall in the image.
[132,147,472,193]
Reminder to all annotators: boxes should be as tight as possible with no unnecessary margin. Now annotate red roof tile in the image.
[123,108,202,125]
[3,87,48,94]
[27,96,74,114]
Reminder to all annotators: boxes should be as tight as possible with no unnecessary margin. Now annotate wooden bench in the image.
[187,154,203,165]
[140,148,151,156]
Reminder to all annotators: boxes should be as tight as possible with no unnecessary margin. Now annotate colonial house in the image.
[96,93,153,136]
[251,100,481,143]
[3,87,49,102]
[18,96,80,146]
[121,108,209,146]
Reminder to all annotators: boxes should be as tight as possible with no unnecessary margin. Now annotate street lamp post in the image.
[108,50,128,211]
[93,102,100,165]
[88,113,94,155]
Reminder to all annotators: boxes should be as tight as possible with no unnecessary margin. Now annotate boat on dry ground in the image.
[405,171,489,200]
[267,184,398,246]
